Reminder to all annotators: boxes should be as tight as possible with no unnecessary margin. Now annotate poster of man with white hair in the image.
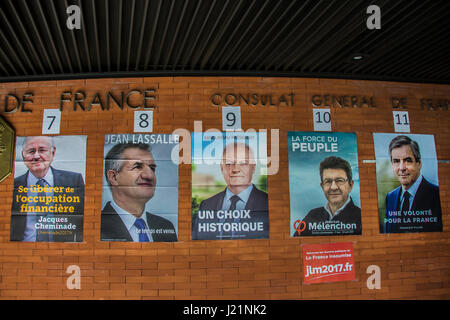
[192,131,269,240]
[10,135,86,242]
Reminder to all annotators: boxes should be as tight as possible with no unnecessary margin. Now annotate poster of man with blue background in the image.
[288,132,361,237]
[373,133,442,233]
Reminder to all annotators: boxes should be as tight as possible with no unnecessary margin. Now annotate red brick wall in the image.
[0,77,448,299]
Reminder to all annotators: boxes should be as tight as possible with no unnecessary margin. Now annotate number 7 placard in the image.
[42,109,61,134]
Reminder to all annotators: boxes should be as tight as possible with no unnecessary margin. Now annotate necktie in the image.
[229,195,240,211]
[134,218,150,242]
[400,191,410,213]
[220,195,241,239]
[36,179,50,242]
[36,179,48,203]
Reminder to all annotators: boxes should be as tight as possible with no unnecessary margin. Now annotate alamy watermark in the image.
[367,5,381,30]
[66,5,81,30]
[66,264,81,290]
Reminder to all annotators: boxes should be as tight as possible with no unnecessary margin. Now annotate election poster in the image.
[101,134,179,242]
[373,133,442,233]
[288,132,361,237]
[302,242,355,284]
[10,135,86,242]
[191,131,269,240]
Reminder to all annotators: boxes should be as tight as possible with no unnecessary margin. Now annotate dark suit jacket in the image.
[192,184,269,240]
[384,177,442,233]
[101,202,178,242]
[10,167,85,242]
[293,198,362,236]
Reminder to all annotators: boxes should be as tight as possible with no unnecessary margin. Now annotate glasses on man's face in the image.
[223,160,251,167]
[23,147,52,158]
[321,178,348,188]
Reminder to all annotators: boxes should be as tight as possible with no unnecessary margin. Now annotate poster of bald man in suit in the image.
[10,135,86,242]
[192,132,269,240]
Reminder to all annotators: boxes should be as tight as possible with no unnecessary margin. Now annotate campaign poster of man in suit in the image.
[192,132,268,240]
[373,133,442,233]
[101,134,179,242]
[288,132,362,237]
[10,135,86,242]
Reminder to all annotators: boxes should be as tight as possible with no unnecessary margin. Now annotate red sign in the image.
[302,242,355,284]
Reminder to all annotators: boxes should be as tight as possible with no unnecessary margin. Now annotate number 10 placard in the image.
[313,108,331,131]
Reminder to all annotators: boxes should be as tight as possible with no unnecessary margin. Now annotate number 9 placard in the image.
[134,110,153,133]
[222,106,241,131]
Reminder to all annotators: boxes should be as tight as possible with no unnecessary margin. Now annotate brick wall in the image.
[0,76,448,299]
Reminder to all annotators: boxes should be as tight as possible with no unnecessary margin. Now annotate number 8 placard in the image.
[134,110,153,133]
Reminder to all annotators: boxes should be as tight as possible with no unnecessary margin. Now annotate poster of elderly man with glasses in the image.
[288,132,362,237]
[10,135,86,242]
[191,131,269,240]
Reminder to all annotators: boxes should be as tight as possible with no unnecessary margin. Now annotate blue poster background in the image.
[288,132,360,236]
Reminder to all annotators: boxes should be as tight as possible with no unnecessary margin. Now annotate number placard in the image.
[134,110,153,133]
[393,111,410,133]
[313,108,331,131]
[42,109,61,134]
[222,106,241,131]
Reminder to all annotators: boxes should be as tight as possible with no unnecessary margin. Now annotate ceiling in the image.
[0,0,449,84]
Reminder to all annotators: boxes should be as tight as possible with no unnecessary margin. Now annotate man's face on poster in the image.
[107,147,157,203]
[321,168,353,209]
[390,144,422,189]
[22,136,55,179]
[220,144,256,190]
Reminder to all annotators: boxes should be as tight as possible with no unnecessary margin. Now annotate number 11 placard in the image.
[393,111,410,133]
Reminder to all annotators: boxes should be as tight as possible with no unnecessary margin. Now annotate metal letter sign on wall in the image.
[0,116,15,183]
